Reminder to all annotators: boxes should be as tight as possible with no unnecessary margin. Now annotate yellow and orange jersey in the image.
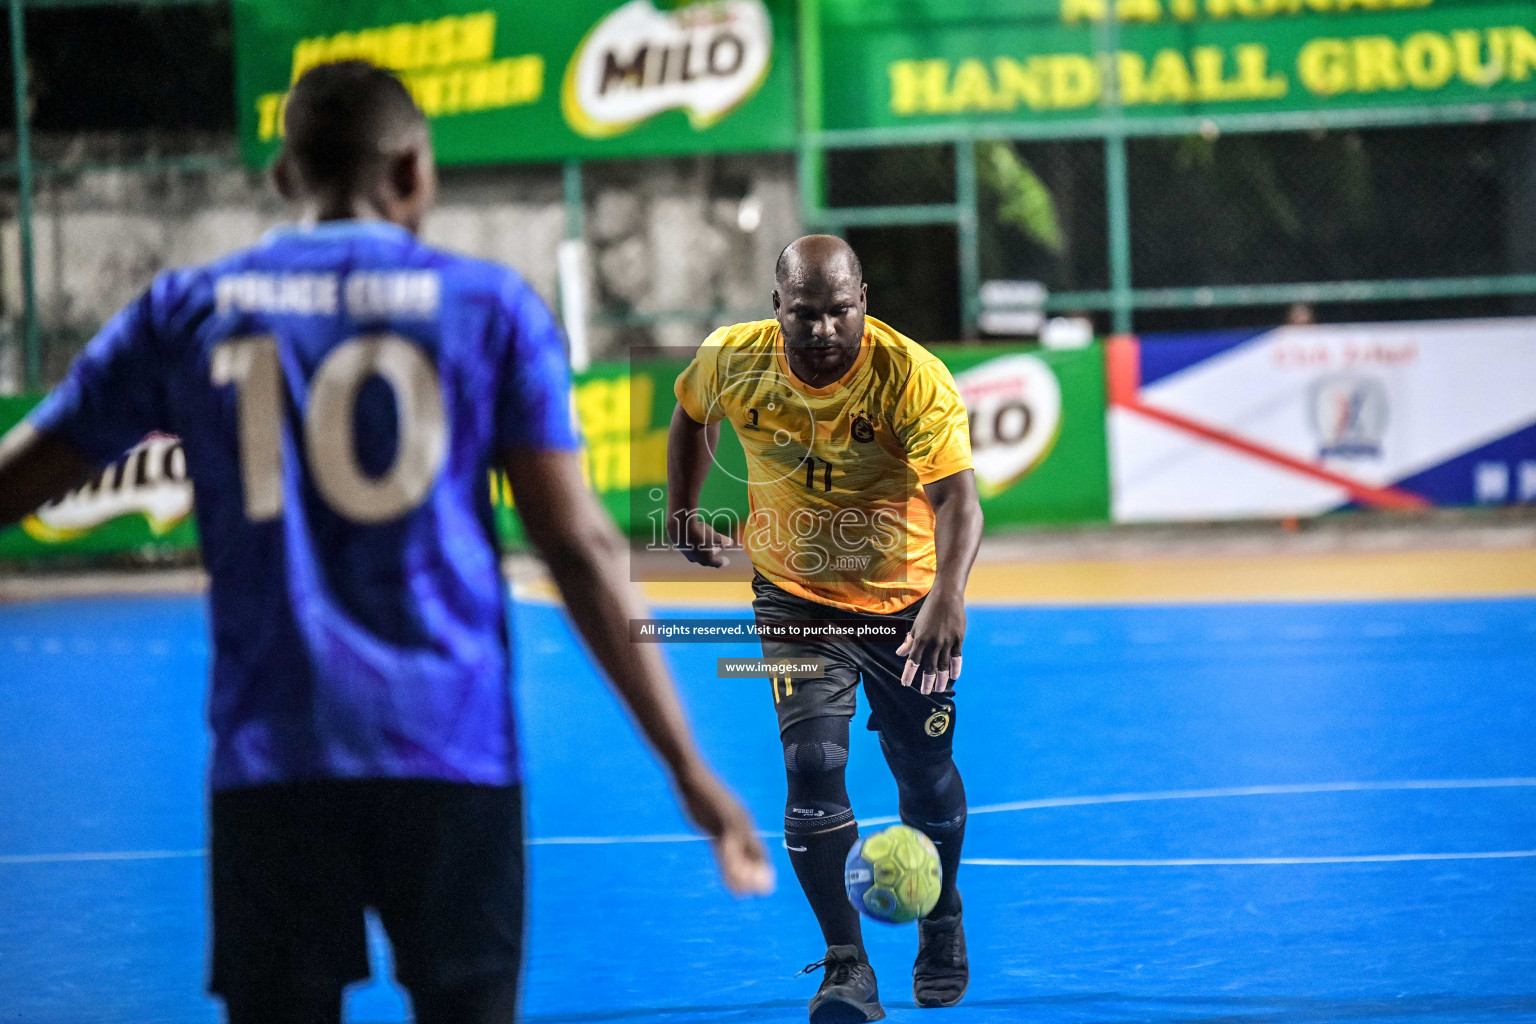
[674,316,972,614]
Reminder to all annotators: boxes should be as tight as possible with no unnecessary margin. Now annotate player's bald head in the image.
[775,235,863,291]
[282,61,428,192]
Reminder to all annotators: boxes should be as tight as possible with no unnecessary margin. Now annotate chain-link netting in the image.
[815,119,1536,337]
[0,150,811,386]
[978,139,1108,296]
[1128,122,1536,290]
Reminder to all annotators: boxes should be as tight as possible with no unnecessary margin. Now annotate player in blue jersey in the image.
[0,62,771,1023]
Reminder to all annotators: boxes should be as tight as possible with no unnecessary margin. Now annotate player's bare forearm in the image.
[502,446,773,894]
[0,422,100,528]
[898,469,983,693]
[503,446,704,777]
[665,406,729,567]
[927,469,984,602]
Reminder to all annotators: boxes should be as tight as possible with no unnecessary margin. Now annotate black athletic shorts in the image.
[751,573,956,761]
[210,779,524,1003]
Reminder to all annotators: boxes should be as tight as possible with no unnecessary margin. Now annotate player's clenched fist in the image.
[670,511,733,568]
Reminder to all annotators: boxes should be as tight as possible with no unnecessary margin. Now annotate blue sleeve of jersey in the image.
[29,278,174,463]
[495,277,579,451]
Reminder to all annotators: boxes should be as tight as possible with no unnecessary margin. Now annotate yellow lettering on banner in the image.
[575,377,628,439]
[1455,29,1503,86]
[384,24,415,70]
[1509,26,1536,81]
[459,11,496,64]
[631,431,669,489]
[1193,46,1231,98]
[629,374,655,432]
[421,19,454,68]
[325,32,358,65]
[1401,31,1455,88]
[880,24,1536,118]
[288,12,501,83]
[1060,0,1107,23]
[1294,27,1522,98]
[1298,37,1349,95]
[1047,55,1100,107]
[995,57,1047,109]
[949,58,1000,111]
[1234,43,1289,97]
[1116,52,1150,103]
[889,60,951,114]
[1065,0,1435,21]
[256,93,285,141]
[1144,48,1194,102]
[414,75,443,117]
[1352,36,1403,91]
[1119,0,1163,22]
[291,37,328,83]
[1192,45,1287,100]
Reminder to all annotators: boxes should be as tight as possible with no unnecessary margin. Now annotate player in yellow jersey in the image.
[668,236,984,1022]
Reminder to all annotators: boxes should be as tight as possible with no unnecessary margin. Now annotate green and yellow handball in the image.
[843,824,942,924]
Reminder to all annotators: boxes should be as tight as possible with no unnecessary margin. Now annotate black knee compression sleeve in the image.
[781,716,864,956]
[783,719,854,835]
[881,739,967,918]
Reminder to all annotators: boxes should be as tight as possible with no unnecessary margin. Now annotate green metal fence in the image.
[794,0,1536,337]
[6,0,1536,387]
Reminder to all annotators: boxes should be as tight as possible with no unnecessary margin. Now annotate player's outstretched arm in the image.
[502,446,773,896]
[665,406,731,568]
[0,422,100,529]
[898,468,984,694]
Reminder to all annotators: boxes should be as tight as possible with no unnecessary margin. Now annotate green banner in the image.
[939,342,1110,525]
[0,398,199,561]
[233,0,797,167]
[0,340,1108,561]
[819,0,1536,130]
[605,341,1111,541]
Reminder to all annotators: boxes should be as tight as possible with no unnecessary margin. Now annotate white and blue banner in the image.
[1107,318,1536,522]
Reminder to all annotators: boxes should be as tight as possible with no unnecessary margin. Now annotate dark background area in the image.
[3,4,1533,339]
[1,5,233,133]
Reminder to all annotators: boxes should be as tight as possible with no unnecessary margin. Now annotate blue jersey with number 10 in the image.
[30,221,578,791]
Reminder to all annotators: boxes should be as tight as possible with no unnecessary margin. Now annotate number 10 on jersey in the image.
[211,334,448,524]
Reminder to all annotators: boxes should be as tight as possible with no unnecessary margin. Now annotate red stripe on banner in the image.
[1105,334,1142,407]
[1117,398,1431,511]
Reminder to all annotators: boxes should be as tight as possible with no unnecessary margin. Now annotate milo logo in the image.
[23,433,192,542]
[952,354,1064,499]
[562,0,772,138]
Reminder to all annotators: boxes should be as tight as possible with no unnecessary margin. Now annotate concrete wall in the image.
[0,144,800,388]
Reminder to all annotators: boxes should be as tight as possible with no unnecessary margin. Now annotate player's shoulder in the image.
[700,318,779,355]
[391,236,539,310]
[865,316,950,384]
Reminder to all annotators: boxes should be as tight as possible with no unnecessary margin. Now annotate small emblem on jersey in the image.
[851,414,875,443]
[924,708,951,737]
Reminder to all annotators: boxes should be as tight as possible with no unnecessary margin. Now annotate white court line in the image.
[4,778,1534,864]
[529,833,703,846]
[0,848,204,865]
[965,850,1536,867]
[965,777,1536,817]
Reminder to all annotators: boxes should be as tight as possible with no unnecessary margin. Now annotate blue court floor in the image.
[1,592,1534,1023]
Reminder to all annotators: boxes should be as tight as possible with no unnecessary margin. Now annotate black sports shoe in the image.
[800,944,885,1023]
[913,909,969,1008]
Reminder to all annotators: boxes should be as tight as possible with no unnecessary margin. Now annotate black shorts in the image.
[752,574,957,761]
[210,779,524,1002]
